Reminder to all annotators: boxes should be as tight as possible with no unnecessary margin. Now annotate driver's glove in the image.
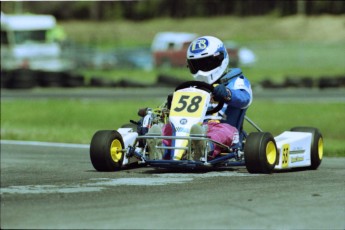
[213,84,232,102]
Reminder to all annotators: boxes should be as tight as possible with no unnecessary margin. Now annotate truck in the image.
[1,12,72,72]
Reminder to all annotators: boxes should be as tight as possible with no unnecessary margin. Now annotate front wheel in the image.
[290,127,323,170]
[90,130,125,171]
[244,132,278,174]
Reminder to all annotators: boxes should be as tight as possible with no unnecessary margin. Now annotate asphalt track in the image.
[2,87,345,102]
[1,140,344,229]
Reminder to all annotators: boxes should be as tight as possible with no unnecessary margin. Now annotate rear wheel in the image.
[90,130,125,171]
[244,132,278,174]
[290,127,323,170]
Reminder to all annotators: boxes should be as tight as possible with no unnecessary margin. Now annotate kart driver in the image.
[148,35,252,161]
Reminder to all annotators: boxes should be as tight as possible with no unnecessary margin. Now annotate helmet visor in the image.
[188,52,224,74]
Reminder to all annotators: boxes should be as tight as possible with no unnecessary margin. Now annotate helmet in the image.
[187,36,229,84]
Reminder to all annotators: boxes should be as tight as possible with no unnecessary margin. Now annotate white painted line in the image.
[0,140,89,149]
[155,171,260,178]
[0,185,103,194]
[0,172,260,195]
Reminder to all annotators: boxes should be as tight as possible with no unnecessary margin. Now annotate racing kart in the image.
[90,81,323,174]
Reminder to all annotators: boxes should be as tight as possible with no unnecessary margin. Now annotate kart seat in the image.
[223,106,247,150]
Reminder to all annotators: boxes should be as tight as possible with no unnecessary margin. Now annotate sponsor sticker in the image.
[291,156,304,163]
[180,118,188,125]
[174,126,189,133]
[190,38,209,54]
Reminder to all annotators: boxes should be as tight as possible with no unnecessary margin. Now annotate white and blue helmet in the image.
[187,36,229,84]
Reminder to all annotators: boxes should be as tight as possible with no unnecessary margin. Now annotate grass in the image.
[61,15,345,46]
[1,99,344,157]
[63,15,345,85]
[241,41,345,83]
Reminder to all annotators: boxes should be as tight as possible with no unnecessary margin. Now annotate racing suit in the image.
[218,68,252,135]
[163,68,252,159]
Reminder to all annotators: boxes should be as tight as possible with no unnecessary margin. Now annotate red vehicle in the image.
[152,32,239,68]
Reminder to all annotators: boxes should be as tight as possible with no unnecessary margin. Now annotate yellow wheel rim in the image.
[110,139,122,163]
[318,137,324,160]
[266,141,277,165]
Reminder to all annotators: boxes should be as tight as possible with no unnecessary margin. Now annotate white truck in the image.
[1,12,72,72]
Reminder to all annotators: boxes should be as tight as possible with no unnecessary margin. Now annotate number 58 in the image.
[173,95,202,113]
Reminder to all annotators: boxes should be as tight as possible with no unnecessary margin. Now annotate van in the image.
[152,32,197,68]
[1,12,72,71]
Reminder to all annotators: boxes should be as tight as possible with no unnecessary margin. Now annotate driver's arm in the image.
[213,76,252,109]
[227,76,252,109]
[228,89,251,109]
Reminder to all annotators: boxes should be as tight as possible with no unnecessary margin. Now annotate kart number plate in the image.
[170,91,208,118]
[282,144,290,168]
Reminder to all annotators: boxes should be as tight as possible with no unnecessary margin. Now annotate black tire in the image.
[244,132,278,174]
[90,130,125,171]
[37,71,65,87]
[118,79,149,88]
[290,127,323,170]
[89,77,116,87]
[7,69,37,89]
[156,74,185,87]
[62,73,85,88]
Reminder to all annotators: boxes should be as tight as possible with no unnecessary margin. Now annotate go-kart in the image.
[90,81,323,173]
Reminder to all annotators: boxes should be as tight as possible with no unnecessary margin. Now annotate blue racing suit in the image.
[216,68,253,147]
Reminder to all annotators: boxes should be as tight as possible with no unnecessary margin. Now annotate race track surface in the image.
[1,141,344,229]
[2,87,345,102]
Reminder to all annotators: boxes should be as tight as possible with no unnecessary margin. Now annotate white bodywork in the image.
[117,128,138,165]
[274,131,312,170]
[117,128,138,148]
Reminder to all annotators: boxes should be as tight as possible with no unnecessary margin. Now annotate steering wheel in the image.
[174,81,224,115]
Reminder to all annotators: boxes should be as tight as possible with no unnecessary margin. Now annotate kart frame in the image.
[132,133,241,169]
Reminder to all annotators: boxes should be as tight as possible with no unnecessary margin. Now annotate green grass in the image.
[64,15,345,85]
[61,16,345,46]
[1,99,344,157]
[241,41,345,83]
